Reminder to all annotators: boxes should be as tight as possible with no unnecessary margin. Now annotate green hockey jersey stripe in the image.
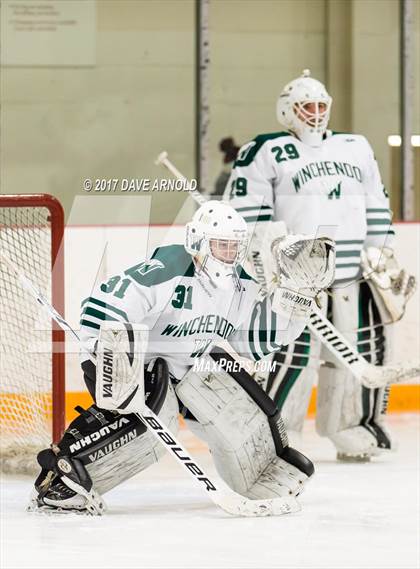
[367,218,391,225]
[248,302,265,361]
[336,239,364,245]
[336,250,361,258]
[236,205,273,212]
[336,262,360,269]
[366,208,391,214]
[80,319,100,330]
[82,307,118,323]
[269,309,283,352]
[80,297,129,321]
[243,214,273,222]
[367,229,395,236]
[257,299,269,356]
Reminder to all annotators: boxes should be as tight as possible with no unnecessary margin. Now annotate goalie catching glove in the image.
[361,247,416,322]
[270,235,335,317]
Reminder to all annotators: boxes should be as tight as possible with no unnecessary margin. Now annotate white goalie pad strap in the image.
[96,322,148,413]
[361,247,417,323]
[176,362,307,498]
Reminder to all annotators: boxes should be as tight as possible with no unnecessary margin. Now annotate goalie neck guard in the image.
[276,69,332,147]
[184,201,249,290]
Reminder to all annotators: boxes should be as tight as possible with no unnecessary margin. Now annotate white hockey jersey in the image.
[79,245,307,380]
[226,131,394,283]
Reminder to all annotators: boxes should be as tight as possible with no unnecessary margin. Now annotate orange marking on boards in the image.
[63,384,419,425]
[1,386,418,430]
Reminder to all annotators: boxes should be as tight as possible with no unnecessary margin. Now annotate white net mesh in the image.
[0,204,55,473]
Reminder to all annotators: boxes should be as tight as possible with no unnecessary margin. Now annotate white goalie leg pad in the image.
[176,363,311,499]
[316,363,379,458]
[316,281,395,459]
[85,382,179,494]
[362,285,396,454]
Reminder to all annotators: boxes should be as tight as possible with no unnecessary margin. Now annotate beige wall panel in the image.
[212,0,325,33]
[352,0,399,195]
[326,0,352,132]
[413,0,420,134]
[1,64,194,220]
[1,1,195,223]
[209,0,327,187]
[211,33,325,75]
[97,0,194,31]
[354,0,399,33]
[97,31,194,66]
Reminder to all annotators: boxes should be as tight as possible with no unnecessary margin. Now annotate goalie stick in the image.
[307,309,419,388]
[0,250,299,518]
[155,151,419,388]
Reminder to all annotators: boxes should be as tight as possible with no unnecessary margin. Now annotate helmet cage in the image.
[293,100,330,132]
[185,223,248,269]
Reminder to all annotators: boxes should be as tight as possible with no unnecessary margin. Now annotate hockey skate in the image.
[330,425,393,462]
[28,448,106,515]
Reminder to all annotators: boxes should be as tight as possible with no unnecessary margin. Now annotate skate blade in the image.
[27,497,92,516]
[336,452,371,463]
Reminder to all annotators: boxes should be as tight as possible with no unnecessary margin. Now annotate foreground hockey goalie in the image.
[30,202,335,515]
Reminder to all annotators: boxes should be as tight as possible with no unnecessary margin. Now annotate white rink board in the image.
[64,222,420,390]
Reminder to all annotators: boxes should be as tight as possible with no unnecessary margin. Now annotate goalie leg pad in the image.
[176,349,314,500]
[316,282,395,460]
[31,358,179,512]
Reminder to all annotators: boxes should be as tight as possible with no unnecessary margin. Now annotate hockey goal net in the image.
[0,194,65,473]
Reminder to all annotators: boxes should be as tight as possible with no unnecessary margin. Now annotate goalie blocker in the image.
[30,349,313,515]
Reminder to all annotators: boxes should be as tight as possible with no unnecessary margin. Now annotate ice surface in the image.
[1,415,419,569]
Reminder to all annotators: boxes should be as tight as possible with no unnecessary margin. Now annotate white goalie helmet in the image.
[185,201,249,289]
[276,69,332,147]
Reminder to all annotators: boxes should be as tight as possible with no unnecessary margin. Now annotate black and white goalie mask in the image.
[184,201,249,290]
[276,69,332,147]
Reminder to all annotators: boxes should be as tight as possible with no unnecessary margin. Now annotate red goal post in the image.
[0,194,65,472]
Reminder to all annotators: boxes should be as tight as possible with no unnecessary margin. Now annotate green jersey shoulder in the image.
[123,244,195,288]
[233,130,372,170]
[234,131,292,167]
[98,243,255,293]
